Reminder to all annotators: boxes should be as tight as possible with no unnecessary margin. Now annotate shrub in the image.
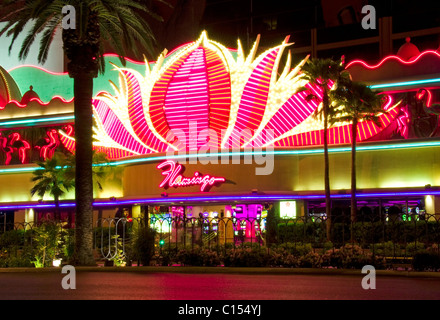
[223,248,271,267]
[412,252,440,271]
[405,242,426,256]
[0,230,25,249]
[276,242,313,257]
[32,220,69,267]
[371,241,401,257]
[176,247,221,266]
[278,222,326,244]
[321,244,385,269]
[0,255,34,268]
[281,253,300,268]
[298,251,321,268]
[131,226,157,266]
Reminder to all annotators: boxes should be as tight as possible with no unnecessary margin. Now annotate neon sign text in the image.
[157,160,225,192]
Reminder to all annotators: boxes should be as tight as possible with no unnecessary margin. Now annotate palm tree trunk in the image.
[54,194,60,222]
[323,89,332,241]
[351,119,357,224]
[350,119,358,243]
[72,73,96,266]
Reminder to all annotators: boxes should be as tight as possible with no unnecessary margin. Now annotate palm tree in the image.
[330,80,384,226]
[300,58,349,240]
[1,0,163,265]
[31,152,74,222]
[64,149,118,194]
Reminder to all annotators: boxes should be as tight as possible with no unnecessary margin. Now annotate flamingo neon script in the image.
[157,160,226,192]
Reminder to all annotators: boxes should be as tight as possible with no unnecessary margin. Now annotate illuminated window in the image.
[280,201,296,219]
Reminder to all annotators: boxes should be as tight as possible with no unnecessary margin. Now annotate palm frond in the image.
[0,0,162,67]
[329,80,385,128]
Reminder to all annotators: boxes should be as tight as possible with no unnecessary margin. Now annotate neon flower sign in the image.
[157,160,226,192]
[57,32,400,159]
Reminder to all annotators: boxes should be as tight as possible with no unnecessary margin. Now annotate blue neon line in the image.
[0,115,74,127]
[370,78,440,89]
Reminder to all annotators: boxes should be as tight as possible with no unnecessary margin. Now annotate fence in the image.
[94,213,440,266]
[0,213,439,268]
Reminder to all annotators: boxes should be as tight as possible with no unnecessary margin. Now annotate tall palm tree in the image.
[64,149,118,194]
[330,80,384,226]
[1,0,164,265]
[300,58,349,241]
[31,152,74,222]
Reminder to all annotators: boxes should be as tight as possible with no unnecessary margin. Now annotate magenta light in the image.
[346,50,440,69]
[157,160,226,192]
[2,190,440,211]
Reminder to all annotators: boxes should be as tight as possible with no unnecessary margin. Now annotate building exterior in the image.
[0,25,439,237]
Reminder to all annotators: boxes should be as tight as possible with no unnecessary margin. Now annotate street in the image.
[0,269,439,300]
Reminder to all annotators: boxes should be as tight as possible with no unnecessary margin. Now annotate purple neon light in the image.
[2,191,439,210]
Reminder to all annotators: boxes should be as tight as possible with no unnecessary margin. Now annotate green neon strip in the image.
[0,141,440,173]
[0,166,39,174]
[370,78,440,89]
[107,139,440,167]
[0,115,74,127]
[1,140,440,174]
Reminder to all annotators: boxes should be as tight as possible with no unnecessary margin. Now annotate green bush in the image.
[371,241,401,257]
[176,247,221,266]
[321,244,386,269]
[275,242,313,256]
[278,222,326,244]
[0,230,26,249]
[131,226,156,266]
[0,255,34,268]
[32,220,70,267]
[223,248,271,267]
[278,220,440,246]
[412,252,440,271]
[298,251,322,268]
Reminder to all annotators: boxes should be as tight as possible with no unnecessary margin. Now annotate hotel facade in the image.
[0,30,439,231]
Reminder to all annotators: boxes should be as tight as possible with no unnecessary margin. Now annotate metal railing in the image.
[0,213,439,268]
[93,213,440,264]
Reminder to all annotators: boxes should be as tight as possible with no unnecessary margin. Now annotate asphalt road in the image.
[0,269,439,300]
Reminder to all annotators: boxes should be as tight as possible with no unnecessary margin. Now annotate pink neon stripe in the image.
[93,99,152,155]
[225,49,279,147]
[122,69,168,152]
[346,50,440,69]
[4,96,74,108]
[274,104,400,147]
[251,83,322,147]
[59,132,136,160]
[164,47,210,151]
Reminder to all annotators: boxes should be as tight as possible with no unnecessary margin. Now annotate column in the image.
[25,208,35,229]
[425,195,440,219]
[379,16,393,57]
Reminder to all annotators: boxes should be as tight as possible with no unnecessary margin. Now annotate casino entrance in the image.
[146,203,271,247]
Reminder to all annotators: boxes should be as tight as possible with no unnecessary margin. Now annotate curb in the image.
[0,266,439,278]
